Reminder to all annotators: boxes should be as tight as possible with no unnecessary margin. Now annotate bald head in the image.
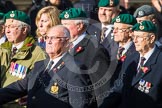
[47,25,70,39]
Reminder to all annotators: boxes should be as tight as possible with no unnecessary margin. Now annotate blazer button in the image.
[32,96,36,100]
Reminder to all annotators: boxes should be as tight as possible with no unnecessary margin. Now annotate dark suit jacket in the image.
[0,53,97,108]
[69,34,111,107]
[100,46,162,108]
[110,43,136,87]
[87,23,118,61]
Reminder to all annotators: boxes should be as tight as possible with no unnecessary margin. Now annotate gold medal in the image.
[50,83,59,94]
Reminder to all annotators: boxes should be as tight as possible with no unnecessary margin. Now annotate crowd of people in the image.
[0,0,162,108]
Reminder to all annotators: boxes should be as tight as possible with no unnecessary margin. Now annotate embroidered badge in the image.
[50,82,59,94]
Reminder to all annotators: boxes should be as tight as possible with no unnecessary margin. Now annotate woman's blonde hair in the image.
[35,6,61,37]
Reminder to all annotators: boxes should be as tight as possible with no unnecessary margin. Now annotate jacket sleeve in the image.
[0,71,30,104]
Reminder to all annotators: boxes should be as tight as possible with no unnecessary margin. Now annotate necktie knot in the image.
[140,57,146,67]
[117,47,125,59]
[11,47,17,57]
[137,57,146,74]
[46,60,54,72]
[100,27,108,43]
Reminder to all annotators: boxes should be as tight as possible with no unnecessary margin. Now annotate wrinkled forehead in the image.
[5,19,20,25]
[133,31,149,36]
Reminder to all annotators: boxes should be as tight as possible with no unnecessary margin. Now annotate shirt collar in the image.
[12,41,24,50]
[140,45,156,65]
[72,32,86,47]
[50,53,66,69]
[119,41,133,56]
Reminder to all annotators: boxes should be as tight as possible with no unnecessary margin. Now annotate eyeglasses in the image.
[4,25,22,29]
[113,27,130,33]
[44,36,68,41]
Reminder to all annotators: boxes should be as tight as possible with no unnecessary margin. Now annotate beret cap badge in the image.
[116,16,120,22]
[138,10,144,17]
[10,11,15,18]
[139,23,144,30]
[64,12,69,19]
[110,0,114,6]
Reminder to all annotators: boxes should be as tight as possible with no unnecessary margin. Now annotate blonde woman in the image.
[35,6,61,49]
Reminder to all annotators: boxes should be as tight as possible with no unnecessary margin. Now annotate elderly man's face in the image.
[5,19,25,44]
[45,27,69,58]
[133,31,155,54]
[136,16,150,23]
[61,20,79,42]
[113,23,131,43]
[98,7,118,25]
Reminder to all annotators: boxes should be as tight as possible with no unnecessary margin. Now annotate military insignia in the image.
[64,12,69,19]
[138,10,144,17]
[138,79,152,93]
[50,82,59,94]
[116,16,120,22]
[9,62,28,79]
[53,62,65,73]
[10,11,15,17]
[138,79,145,92]
[139,25,144,30]
[144,82,151,93]
[110,0,114,6]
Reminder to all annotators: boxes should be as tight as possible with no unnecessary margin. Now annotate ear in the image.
[22,27,28,34]
[149,34,156,44]
[128,30,133,37]
[77,22,84,31]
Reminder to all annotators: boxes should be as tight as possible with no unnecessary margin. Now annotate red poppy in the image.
[120,55,126,62]
[141,67,149,73]
[76,46,83,53]
[26,43,33,47]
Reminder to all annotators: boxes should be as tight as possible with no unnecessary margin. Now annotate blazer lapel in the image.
[72,35,91,56]
[132,47,160,86]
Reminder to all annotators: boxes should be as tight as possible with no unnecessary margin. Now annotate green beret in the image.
[59,8,87,19]
[4,10,31,25]
[112,14,137,25]
[98,0,119,7]
[132,21,156,33]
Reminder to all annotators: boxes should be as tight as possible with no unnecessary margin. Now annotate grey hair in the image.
[74,19,89,29]
[17,20,31,34]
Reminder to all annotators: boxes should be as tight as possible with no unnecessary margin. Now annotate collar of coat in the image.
[0,35,35,51]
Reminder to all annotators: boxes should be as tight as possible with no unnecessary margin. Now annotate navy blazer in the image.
[69,34,111,106]
[100,46,162,108]
[0,53,97,108]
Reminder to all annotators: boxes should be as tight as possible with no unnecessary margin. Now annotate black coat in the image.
[100,46,162,108]
[69,34,111,106]
[0,53,97,108]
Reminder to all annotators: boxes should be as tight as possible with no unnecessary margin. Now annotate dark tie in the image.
[46,60,54,72]
[11,47,17,57]
[137,57,146,73]
[117,47,125,59]
[100,27,107,43]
